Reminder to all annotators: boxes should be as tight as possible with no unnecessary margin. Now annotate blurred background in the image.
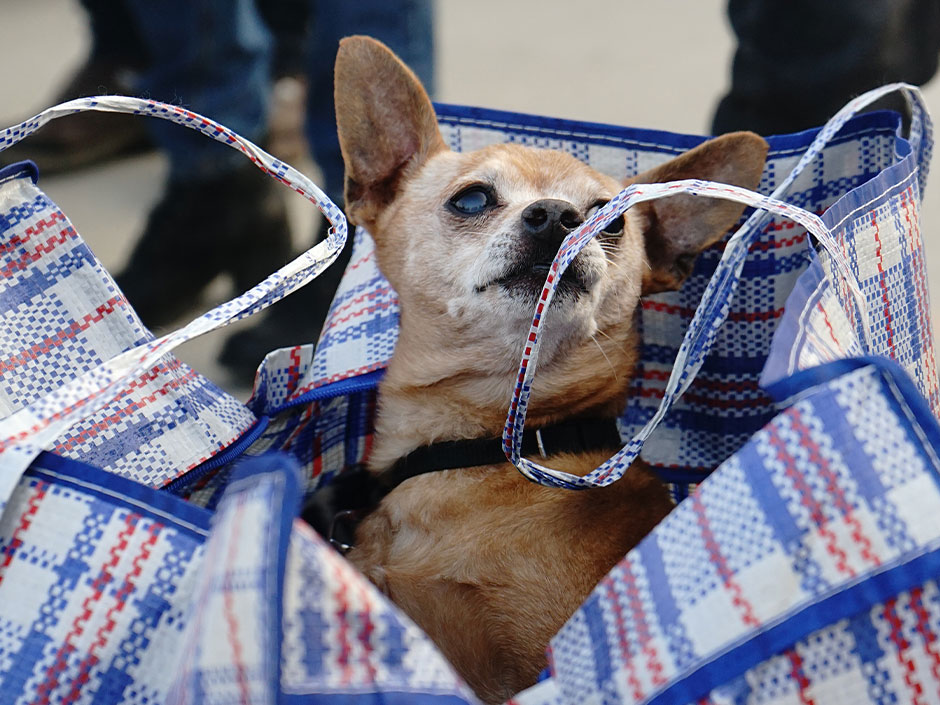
[3,0,940,399]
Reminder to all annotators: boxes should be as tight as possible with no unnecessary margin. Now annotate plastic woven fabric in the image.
[1,87,939,704]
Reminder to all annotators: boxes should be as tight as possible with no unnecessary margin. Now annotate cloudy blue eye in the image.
[448,185,496,215]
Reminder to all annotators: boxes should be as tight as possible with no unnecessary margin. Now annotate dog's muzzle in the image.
[476,198,593,296]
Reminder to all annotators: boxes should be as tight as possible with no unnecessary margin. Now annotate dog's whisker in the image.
[590,333,619,382]
[602,259,628,277]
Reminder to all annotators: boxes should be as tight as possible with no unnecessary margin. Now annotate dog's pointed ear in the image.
[334,35,447,228]
[628,132,769,295]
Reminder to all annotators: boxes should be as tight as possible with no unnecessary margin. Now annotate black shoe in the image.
[114,164,293,329]
[217,225,353,384]
[0,57,153,174]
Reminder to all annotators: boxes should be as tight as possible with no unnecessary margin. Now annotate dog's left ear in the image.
[628,132,769,295]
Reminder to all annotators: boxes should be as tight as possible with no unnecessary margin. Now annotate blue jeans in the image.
[304,0,435,203]
[117,0,434,194]
[124,0,273,182]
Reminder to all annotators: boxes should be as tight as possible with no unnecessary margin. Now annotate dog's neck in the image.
[367,314,640,472]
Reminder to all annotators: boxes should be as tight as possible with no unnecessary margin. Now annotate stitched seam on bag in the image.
[439,115,690,152]
[881,369,940,472]
[827,169,919,232]
[30,466,210,537]
[438,115,893,157]
[0,170,28,188]
[789,275,831,374]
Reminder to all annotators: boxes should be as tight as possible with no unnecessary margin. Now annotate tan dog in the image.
[334,36,768,704]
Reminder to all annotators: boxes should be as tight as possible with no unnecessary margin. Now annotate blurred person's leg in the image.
[219,0,435,381]
[114,0,292,329]
[0,0,153,173]
[124,0,272,182]
[82,0,148,66]
[256,0,311,79]
[713,0,940,136]
[305,0,435,205]
[256,0,313,164]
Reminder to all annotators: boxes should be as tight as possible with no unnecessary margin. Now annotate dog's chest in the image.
[351,458,628,587]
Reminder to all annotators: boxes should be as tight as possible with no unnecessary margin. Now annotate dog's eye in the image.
[587,200,625,236]
[448,185,496,216]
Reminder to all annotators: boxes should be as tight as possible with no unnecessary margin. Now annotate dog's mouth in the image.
[476,257,590,298]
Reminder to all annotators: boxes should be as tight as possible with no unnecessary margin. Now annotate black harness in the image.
[302,417,623,552]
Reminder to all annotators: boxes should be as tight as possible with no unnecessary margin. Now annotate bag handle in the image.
[0,96,347,512]
[504,83,932,489]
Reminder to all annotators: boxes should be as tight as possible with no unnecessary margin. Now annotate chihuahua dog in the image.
[333,36,768,703]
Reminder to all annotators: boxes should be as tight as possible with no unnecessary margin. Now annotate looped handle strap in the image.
[503,83,932,489]
[0,96,347,510]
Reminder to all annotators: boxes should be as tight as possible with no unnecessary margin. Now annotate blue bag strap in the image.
[503,83,932,489]
[0,96,347,514]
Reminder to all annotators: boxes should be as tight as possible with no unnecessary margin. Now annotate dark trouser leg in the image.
[114,0,293,330]
[713,0,940,136]
[218,0,436,382]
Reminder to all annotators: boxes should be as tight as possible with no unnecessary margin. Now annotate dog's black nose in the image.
[521,199,583,246]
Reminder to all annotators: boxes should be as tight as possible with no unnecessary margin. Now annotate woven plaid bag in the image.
[1,81,938,705]
[0,98,477,704]
[281,83,940,704]
[294,84,936,493]
[497,86,940,704]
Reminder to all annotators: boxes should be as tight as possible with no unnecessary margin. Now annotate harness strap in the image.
[307,416,623,552]
[376,416,622,499]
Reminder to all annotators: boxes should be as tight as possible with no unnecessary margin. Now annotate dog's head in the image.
[335,36,767,422]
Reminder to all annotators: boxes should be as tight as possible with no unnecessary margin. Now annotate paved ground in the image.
[3,0,940,400]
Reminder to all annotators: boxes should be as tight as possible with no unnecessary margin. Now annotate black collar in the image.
[303,416,623,552]
[373,415,623,500]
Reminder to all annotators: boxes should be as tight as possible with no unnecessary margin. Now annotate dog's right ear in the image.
[628,132,769,295]
[334,36,447,228]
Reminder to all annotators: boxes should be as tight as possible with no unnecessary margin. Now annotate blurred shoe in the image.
[115,163,292,329]
[217,223,353,384]
[0,56,153,174]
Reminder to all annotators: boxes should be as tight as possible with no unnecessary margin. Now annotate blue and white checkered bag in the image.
[0,97,475,705]
[1,83,939,705]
